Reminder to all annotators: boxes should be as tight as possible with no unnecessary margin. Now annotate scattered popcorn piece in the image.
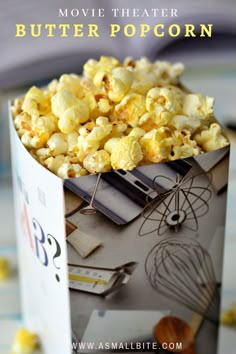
[12,55,229,178]
[221,304,236,328]
[0,257,10,280]
[11,328,39,354]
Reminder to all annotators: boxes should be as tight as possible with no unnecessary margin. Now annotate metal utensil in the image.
[145,237,219,323]
[79,173,101,215]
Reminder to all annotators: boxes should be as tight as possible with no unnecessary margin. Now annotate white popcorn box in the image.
[9,101,230,354]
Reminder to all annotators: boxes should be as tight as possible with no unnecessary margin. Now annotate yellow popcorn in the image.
[146,87,181,115]
[153,61,184,85]
[97,96,112,113]
[0,257,10,280]
[11,328,39,354]
[83,150,111,174]
[104,137,121,154]
[128,127,145,139]
[47,79,58,96]
[67,131,79,154]
[14,113,32,136]
[194,123,229,152]
[140,127,174,163]
[110,136,143,170]
[169,144,201,160]
[77,135,99,162]
[183,94,214,119]
[12,98,24,117]
[33,113,58,135]
[170,114,201,133]
[110,120,127,136]
[78,121,96,136]
[22,86,49,119]
[115,93,146,127]
[47,132,68,155]
[221,304,236,328]
[13,55,229,178]
[21,131,47,149]
[112,67,134,90]
[57,162,87,179]
[94,70,131,103]
[51,90,78,119]
[57,73,83,98]
[84,56,120,80]
[86,117,112,144]
[43,155,65,174]
[58,101,89,134]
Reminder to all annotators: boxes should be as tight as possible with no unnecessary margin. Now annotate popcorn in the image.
[57,74,83,98]
[0,257,10,280]
[57,162,87,179]
[77,135,99,162]
[146,87,181,115]
[94,70,132,103]
[153,61,185,85]
[115,93,146,127]
[58,101,89,133]
[11,328,39,354]
[22,86,49,120]
[183,94,214,119]
[221,304,236,328]
[46,133,68,155]
[51,90,79,119]
[12,55,229,178]
[194,123,229,152]
[170,114,201,133]
[110,136,143,170]
[86,117,112,144]
[83,150,111,174]
[84,56,120,80]
[140,127,174,163]
[67,131,79,154]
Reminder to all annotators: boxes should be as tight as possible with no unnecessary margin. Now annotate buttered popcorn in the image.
[12,56,229,178]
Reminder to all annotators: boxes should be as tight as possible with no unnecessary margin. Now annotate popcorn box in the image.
[9,58,230,354]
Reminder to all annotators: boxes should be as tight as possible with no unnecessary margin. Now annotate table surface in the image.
[0,62,236,354]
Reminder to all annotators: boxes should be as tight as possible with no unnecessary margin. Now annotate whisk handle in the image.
[189,312,203,336]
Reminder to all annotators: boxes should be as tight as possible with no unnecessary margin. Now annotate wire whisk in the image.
[139,172,212,237]
[145,237,219,323]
